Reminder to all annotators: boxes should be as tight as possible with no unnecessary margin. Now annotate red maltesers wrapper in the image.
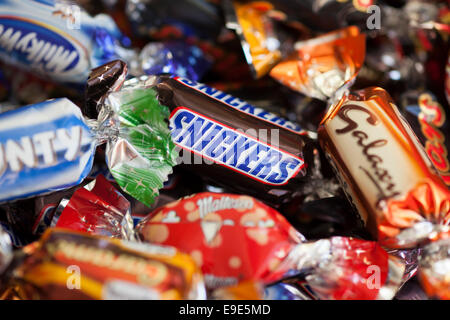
[51,175,136,240]
[318,86,450,249]
[270,26,365,101]
[136,192,405,299]
[136,192,304,289]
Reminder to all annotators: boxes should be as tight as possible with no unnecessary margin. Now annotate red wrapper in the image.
[53,175,136,240]
[135,192,405,299]
[136,192,304,288]
[283,237,405,300]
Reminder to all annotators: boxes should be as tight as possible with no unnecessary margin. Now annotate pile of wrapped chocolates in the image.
[0,0,448,300]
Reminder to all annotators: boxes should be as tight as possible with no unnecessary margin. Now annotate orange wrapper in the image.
[227,1,282,79]
[211,280,264,300]
[318,87,450,249]
[8,228,205,300]
[0,285,25,300]
[270,26,365,100]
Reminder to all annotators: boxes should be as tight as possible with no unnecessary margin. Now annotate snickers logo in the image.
[169,107,304,185]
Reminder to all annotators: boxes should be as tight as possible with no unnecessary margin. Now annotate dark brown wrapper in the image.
[154,76,318,205]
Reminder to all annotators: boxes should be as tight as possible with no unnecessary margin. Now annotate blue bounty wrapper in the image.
[0,98,96,202]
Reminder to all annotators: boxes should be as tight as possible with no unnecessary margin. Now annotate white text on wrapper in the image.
[169,107,304,185]
[0,126,82,177]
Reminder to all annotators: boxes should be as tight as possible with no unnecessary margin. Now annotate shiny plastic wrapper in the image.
[50,175,136,240]
[270,26,365,101]
[1,228,206,300]
[318,87,450,248]
[0,0,135,88]
[0,65,178,206]
[137,192,405,299]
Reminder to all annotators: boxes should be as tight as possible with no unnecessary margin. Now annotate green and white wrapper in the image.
[91,86,178,207]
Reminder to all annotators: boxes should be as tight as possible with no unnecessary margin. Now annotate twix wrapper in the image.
[3,228,205,300]
[318,87,450,249]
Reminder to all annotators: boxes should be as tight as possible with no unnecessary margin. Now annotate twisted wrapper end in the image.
[418,230,450,300]
[278,237,405,300]
[379,180,450,248]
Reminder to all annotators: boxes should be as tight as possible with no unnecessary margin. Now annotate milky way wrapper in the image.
[318,87,450,249]
[3,228,205,300]
[0,0,134,89]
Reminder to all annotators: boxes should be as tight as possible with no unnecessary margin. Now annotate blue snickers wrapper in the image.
[0,0,133,88]
[0,98,96,202]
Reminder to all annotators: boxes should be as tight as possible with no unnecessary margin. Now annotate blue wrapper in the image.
[0,98,96,202]
[264,283,310,300]
[0,221,27,247]
[139,41,212,81]
[0,0,133,87]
